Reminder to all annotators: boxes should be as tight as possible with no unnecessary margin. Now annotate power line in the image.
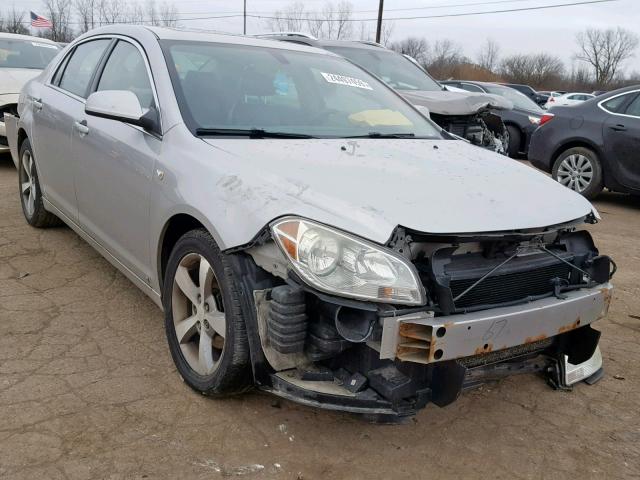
[18,0,620,25]
[247,0,620,22]
[138,0,549,16]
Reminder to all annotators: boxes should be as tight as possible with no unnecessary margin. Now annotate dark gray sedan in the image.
[528,85,640,199]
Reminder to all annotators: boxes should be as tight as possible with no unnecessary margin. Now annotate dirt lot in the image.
[0,154,639,480]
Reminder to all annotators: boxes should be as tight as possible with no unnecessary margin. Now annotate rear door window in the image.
[58,39,110,98]
[601,93,635,114]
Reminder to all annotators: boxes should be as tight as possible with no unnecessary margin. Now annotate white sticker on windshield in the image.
[31,42,58,49]
[320,72,373,90]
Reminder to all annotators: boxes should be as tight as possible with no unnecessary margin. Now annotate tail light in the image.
[539,113,555,126]
[549,97,555,102]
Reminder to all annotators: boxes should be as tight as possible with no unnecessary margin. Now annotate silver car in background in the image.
[5,26,614,421]
[0,33,60,154]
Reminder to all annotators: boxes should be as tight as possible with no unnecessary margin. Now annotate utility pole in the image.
[243,0,247,34]
[375,0,384,43]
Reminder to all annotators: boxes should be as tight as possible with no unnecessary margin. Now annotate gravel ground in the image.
[0,154,639,480]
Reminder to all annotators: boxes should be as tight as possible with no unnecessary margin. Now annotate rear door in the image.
[602,92,640,191]
[71,38,160,284]
[31,38,112,220]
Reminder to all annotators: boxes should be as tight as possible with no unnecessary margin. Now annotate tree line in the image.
[0,0,179,43]
[389,28,639,91]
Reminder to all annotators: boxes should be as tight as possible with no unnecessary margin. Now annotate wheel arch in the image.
[17,127,28,152]
[503,121,525,151]
[157,213,208,291]
[550,138,607,178]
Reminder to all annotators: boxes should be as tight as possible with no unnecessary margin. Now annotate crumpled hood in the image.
[401,90,513,116]
[0,68,42,96]
[203,138,593,245]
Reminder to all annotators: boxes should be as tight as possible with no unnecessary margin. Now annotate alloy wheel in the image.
[556,154,594,193]
[20,149,36,217]
[171,253,226,376]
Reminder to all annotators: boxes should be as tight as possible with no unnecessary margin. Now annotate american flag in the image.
[30,11,53,28]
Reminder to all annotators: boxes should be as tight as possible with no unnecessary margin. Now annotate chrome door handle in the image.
[32,98,43,110]
[74,120,89,135]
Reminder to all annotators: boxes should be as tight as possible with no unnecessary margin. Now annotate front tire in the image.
[506,125,521,158]
[552,147,603,199]
[18,139,62,228]
[163,229,252,396]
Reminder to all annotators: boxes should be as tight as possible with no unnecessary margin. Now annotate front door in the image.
[71,39,160,283]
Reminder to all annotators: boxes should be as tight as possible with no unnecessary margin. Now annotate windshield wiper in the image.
[195,128,315,139]
[345,132,416,139]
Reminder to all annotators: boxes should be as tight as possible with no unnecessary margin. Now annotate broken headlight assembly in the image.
[271,217,424,305]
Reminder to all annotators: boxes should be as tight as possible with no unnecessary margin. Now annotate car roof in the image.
[445,80,494,87]
[79,25,336,56]
[254,33,388,51]
[0,32,58,44]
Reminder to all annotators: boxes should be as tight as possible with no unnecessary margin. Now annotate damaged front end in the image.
[402,90,512,155]
[229,218,614,421]
[430,109,508,154]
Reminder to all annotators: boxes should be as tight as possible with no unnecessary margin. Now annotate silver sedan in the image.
[6,25,613,421]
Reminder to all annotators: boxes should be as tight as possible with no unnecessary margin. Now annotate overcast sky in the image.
[18,0,640,73]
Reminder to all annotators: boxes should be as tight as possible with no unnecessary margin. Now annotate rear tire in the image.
[552,147,603,199]
[506,125,521,158]
[18,139,62,228]
[163,229,253,396]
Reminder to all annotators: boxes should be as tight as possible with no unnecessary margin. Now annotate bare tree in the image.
[268,2,306,33]
[75,0,98,33]
[1,7,29,35]
[146,0,159,26]
[42,0,74,42]
[575,27,639,86]
[157,1,179,27]
[380,20,394,46]
[333,1,353,40]
[428,39,464,66]
[359,20,393,45]
[97,0,124,24]
[426,39,467,79]
[389,37,429,63]
[268,1,354,40]
[477,38,500,73]
[500,53,564,87]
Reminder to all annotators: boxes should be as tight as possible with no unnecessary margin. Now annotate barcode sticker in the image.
[321,72,373,90]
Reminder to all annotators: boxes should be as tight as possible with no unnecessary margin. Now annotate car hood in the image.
[400,90,513,115]
[202,138,593,245]
[0,68,42,95]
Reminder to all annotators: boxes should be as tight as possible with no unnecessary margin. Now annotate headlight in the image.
[271,218,424,305]
[528,116,541,125]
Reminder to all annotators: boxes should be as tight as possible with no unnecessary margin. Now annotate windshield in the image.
[484,84,544,113]
[0,39,60,69]
[324,46,442,92]
[162,41,443,139]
